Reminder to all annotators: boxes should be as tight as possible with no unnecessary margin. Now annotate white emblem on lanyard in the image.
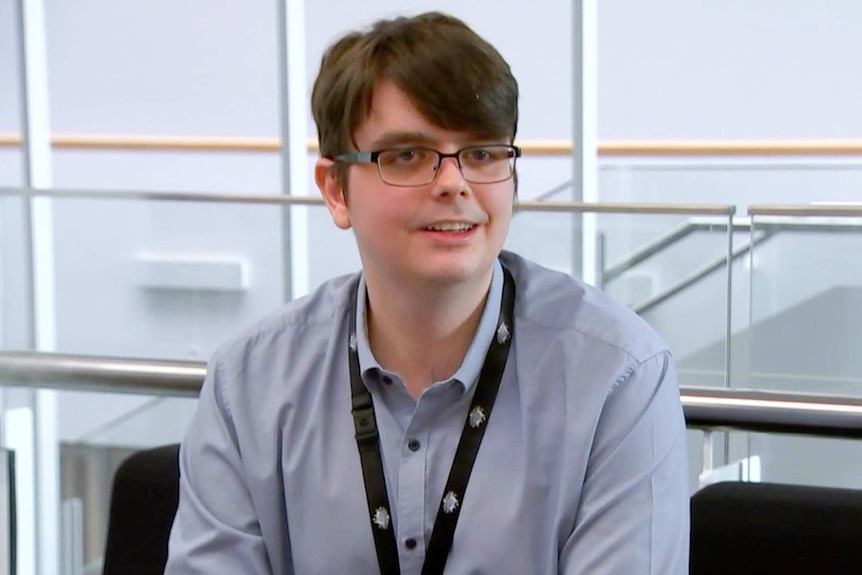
[468,406,487,428]
[496,322,510,344]
[372,507,390,530]
[442,491,460,514]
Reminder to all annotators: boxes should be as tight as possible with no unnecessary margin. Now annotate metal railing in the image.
[0,186,737,217]
[3,350,862,440]
[0,350,203,397]
[4,190,858,389]
[749,204,862,218]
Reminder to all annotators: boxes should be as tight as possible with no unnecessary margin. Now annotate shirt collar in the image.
[355,259,504,393]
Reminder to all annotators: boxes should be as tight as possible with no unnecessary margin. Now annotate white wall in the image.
[599,0,862,139]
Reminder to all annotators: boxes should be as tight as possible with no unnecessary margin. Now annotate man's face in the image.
[317,80,515,292]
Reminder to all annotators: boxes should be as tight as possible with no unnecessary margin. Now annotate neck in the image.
[365,270,493,399]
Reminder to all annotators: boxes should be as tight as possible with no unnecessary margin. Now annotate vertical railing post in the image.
[276,0,309,301]
[15,0,59,573]
[572,0,599,285]
[724,210,736,389]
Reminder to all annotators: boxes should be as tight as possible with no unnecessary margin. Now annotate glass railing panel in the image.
[505,207,578,276]
[727,431,862,490]
[749,210,862,395]
[54,149,284,195]
[513,156,573,202]
[507,206,734,389]
[0,193,32,350]
[734,208,862,498]
[5,188,742,368]
[0,150,22,187]
[0,190,364,360]
[599,163,862,207]
[51,193,286,359]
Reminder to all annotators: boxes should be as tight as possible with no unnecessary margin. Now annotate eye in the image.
[465,148,492,162]
[395,149,418,162]
[380,148,428,166]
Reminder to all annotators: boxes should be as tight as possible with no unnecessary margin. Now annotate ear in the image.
[315,157,351,230]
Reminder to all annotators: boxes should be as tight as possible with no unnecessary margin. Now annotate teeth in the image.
[426,222,474,232]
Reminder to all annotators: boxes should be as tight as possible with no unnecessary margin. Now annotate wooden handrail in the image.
[4,133,862,156]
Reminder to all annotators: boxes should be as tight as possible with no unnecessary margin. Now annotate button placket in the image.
[395,402,432,571]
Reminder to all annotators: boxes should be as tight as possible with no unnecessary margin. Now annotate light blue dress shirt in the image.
[165,251,689,574]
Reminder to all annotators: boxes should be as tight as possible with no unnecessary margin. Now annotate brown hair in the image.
[311,12,519,185]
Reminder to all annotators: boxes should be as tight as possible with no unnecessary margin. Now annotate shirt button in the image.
[405,538,417,550]
[382,375,393,385]
[407,439,421,452]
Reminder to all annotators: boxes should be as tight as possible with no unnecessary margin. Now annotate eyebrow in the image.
[366,131,510,151]
[367,131,437,150]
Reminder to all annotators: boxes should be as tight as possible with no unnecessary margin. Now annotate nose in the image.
[431,156,470,197]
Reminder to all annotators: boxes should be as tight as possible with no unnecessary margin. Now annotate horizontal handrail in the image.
[0,186,326,206]
[0,134,569,155]
[5,133,862,156]
[0,351,203,397]
[514,200,735,216]
[682,386,862,440]
[600,140,862,156]
[0,187,735,216]
[3,351,862,439]
[748,204,862,218]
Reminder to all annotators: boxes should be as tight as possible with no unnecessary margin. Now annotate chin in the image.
[412,258,492,287]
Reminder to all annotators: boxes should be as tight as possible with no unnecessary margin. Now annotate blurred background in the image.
[1,1,861,573]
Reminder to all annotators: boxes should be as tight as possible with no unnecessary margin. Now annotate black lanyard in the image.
[347,265,516,575]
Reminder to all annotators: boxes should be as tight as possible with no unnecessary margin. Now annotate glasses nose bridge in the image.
[434,150,465,177]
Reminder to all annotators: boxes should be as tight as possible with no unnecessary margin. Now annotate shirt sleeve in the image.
[559,350,690,575]
[164,357,279,575]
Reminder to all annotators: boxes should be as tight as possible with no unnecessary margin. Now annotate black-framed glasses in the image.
[333,145,521,187]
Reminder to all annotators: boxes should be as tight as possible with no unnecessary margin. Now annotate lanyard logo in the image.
[468,406,487,428]
[372,507,391,530]
[442,492,460,514]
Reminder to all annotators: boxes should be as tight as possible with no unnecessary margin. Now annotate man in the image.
[166,11,689,575]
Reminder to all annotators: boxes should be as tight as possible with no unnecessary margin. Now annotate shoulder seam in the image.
[608,349,671,397]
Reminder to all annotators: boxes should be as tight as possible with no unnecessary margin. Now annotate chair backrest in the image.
[102,444,180,575]
[690,481,862,574]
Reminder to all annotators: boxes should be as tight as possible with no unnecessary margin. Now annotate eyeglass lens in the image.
[377,146,516,186]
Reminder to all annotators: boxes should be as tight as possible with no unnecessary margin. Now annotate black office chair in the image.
[690,481,862,574]
[102,450,862,575]
[102,444,180,575]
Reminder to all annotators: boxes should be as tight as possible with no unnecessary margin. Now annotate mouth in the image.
[423,222,477,233]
